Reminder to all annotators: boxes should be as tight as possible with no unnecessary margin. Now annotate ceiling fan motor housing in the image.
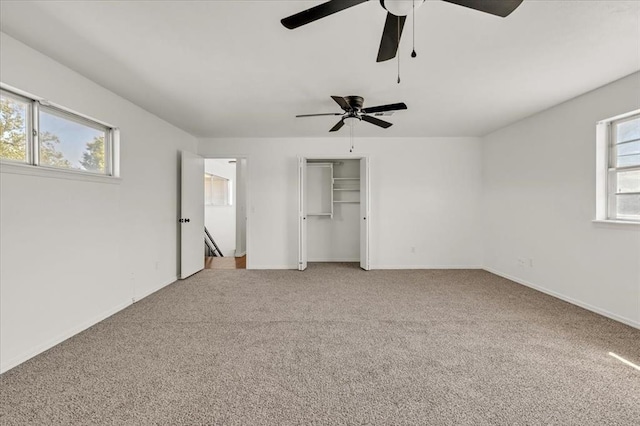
[345,96,365,112]
[380,0,426,17]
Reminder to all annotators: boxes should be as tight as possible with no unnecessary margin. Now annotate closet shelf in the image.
[333,189,360,191]
[333,201,360,204]
[333,177,360,180]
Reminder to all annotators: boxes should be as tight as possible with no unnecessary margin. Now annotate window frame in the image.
[1,85,118,179]
[596,110,640,224]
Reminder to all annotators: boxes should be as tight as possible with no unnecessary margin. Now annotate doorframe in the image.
[298,154,371,270]
[202,155,250,268]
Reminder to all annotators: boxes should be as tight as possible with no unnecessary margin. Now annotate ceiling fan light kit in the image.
[344,117,361,127]
[380,0,425,17]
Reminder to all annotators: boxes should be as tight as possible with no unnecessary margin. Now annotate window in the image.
[204,173,232,206]
[0,90,31,164]
[597,111,640,222]
[0,87,117,177]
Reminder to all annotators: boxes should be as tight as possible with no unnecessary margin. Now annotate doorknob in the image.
[179,218,191,223]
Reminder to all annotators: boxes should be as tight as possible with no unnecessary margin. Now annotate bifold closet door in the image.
[298,157,308,271]
[360,157,370,270]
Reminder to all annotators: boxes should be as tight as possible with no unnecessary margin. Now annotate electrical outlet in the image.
[517,258,526,268]
[411,246,416,254]
[155,261,160,270]
[529,258,534,267]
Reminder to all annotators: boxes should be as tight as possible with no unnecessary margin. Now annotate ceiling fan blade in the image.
[296,113,343,118]
[362,102,407,114]
[331,96,350,111]
[362,115,393,129]
[441,0,524,17]
[377,13,407,62]
[329,119,345,132]
[281,0,369,29]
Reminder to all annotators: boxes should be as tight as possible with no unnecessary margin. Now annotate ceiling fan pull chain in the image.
[412,0,417,58]
[350,123,355,152]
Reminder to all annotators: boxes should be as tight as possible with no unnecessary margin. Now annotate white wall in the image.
[482,72,640,328]
[204,159,236,256]
[0,33,197,373]
[198,137,484,269]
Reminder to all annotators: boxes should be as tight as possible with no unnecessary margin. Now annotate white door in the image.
[180,151,205,279]
[298,157,308,271]
[360,157,370,270]
[235,158,247,257]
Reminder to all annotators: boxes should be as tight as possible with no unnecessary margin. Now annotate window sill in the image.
[592,219,640,227]
[0,161,121,185]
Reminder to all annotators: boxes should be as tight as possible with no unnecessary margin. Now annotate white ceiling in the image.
[1,0,638,138]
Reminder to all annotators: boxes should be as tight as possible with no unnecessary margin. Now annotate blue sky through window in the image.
[40,110,104,169]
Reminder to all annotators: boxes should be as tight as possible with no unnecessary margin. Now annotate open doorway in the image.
[203,158,247,270]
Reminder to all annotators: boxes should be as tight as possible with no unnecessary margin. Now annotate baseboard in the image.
[249,265,298,270]
[484,267,640,330]
[1,299,132,374]
[373,265,484,270]
[247,264,484,270]
[309,258,360,262]
[133,275,178,302]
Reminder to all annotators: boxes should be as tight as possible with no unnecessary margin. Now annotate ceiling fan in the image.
[296,95,407,132]
[281,0,524,62]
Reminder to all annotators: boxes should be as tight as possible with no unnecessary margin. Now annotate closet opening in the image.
[298,156,370,271]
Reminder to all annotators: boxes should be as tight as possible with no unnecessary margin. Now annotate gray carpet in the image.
[1,264,639,425]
